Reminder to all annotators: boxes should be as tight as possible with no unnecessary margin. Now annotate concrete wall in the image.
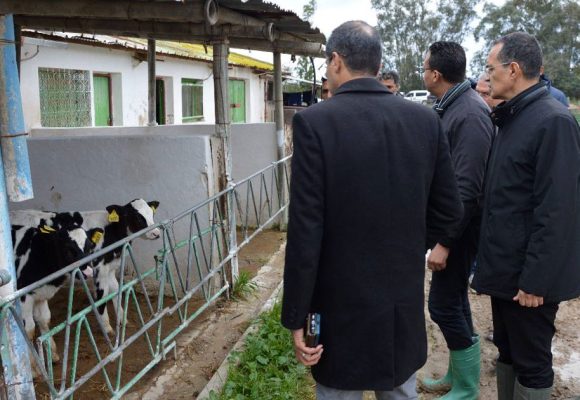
[9,124,278,279]
[20,37,268,130]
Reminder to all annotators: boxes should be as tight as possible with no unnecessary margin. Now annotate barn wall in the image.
[20,38,267,130]
[9,124,278,279]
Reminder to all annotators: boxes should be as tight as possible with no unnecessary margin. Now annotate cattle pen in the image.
[0,1,325,398]
[1,156,291,399]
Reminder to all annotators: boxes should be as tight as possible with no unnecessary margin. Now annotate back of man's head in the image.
[427,41,466,84]
[381,70,400,85]
[325,21,382,76]
[494,32,542,80]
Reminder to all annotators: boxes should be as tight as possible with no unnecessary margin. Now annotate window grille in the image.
[39,68,92,127]
[181,79,204,123]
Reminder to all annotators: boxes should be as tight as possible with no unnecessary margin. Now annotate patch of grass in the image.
[230,270,258,301]
[571,108,580,123]
[209,301,315,400]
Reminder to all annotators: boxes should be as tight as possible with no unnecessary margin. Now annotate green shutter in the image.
[229,79,246,123]
[93,75,111,126]
[181,78,204,122]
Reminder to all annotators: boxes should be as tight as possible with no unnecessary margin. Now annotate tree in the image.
[473,0,580,98]
[371,0,479,92]
[294,0,317,81]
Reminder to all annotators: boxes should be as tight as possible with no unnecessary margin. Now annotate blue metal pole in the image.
[0,14,36,400]
[0,14,33,201]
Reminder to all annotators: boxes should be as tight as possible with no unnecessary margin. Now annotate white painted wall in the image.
[20,38,268,131]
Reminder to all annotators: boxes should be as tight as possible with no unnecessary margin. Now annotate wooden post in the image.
[273,52,287,230]
[211,39,238,290]
[147,39,157,126]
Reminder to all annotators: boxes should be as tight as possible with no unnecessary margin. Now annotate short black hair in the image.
[325,21,382,76]
[494,32,542,80]
[381,70,400,85]
[427,41,466,84]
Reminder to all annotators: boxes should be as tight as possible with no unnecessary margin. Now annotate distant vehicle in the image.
[404,90,430,104]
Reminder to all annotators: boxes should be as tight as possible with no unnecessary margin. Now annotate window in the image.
[181,79,204,122]
[39,68,91,127]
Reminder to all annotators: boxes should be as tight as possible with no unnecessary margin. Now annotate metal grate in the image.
[39,68,92,127]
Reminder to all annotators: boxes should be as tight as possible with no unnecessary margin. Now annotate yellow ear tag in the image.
[91,231,104,244]
[108,210,120,223]
[39,225,56,234]
[151,205,157,213]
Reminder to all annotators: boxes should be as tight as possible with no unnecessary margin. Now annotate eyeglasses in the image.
[485,62,511,74]
[418,66,433,74]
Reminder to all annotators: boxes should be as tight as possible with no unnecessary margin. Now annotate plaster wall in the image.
[20,38,267,131]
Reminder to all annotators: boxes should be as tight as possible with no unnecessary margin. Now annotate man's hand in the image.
[427,244,450,271]
[513,290,544,307]
[292,328,323,366]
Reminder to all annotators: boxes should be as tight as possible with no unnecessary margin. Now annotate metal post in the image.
[273,52,287,230]
[0,14,36,400]
[147,39,157,127]
[212,39,238,281]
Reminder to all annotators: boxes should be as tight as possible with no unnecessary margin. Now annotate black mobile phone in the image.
[305,313,321,347]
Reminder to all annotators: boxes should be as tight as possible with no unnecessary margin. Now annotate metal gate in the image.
[0,156,290,399]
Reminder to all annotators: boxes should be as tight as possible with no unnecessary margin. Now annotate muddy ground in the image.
[30,231,580,399]
[31,230,286,399]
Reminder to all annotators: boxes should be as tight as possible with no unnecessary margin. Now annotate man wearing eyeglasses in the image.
[419,41,493,400]
[281,20,463,400]
[471,32,580,400]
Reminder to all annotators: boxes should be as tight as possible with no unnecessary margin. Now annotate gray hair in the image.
[494,32,543,80]
[325,21,382,76]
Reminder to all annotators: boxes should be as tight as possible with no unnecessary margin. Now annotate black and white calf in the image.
[12,223,103,363]
[10,199,161,334]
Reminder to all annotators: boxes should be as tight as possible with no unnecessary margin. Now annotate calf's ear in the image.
[89,228,104,244]
[148,201,160,213]
[106,205,123,223]
[73,212,83,226]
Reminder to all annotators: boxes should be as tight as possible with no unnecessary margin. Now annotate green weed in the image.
[230,271,258,301]
[209,301,315,400]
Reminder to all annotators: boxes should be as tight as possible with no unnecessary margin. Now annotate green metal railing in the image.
[0,156,291,399]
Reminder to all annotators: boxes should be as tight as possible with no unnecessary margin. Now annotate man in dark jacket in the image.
[420,41,494,399]
[472,32,580,400]
[281,20,463,399]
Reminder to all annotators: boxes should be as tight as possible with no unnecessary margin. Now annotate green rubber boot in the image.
[513,379,552,400]
[421,357,453,393]
[439,336,480,399]
[496,361,516,400]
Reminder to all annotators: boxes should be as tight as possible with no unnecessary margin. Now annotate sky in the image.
[233,0,507,78]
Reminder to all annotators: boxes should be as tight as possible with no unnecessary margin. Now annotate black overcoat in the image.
[472,85,580,302]
[281,78,463,390]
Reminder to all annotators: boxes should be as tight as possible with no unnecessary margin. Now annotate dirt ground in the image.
[32,229,286,399]
[415,271,580,400]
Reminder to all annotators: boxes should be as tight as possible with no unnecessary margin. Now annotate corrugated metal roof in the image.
[23,30,274,71]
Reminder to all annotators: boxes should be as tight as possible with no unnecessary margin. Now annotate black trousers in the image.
[491,297,559,389]
[428,220,479,350]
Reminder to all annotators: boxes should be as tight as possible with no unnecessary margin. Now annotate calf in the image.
[13,223,103,364]
[11,199,161,334]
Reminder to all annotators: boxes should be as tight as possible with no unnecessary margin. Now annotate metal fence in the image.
[0,156,291,399]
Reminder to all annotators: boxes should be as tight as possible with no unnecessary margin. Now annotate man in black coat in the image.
[419,41,494,399]
[471,32,580,400]
[281,20,463,399]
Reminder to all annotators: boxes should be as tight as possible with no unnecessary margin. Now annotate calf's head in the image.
[41,225,104,278]
[106,199,160,240]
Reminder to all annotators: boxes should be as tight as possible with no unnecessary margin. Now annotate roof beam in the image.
[1,0,268,28]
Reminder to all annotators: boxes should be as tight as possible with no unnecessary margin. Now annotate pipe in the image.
[0,14,36,400]
[273,52,287,230]
[0,15,33,202]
